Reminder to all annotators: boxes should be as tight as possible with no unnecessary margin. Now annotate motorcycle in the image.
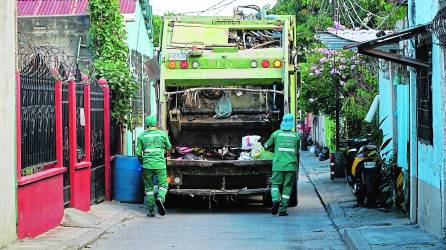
[350,144,381,206]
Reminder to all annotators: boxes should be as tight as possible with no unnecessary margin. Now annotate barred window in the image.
[416,39,433,144]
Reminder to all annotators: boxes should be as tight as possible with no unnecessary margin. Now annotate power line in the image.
[345,0,372,29]
[178,0,229,15]
[376,1,405,29]
[198,0,228,16]
[349,0,385,19]
[211,0,239,15]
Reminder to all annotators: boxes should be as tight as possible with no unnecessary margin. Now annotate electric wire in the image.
[349,0,385,19]
[345,0,372,29]
[178,0,230,15]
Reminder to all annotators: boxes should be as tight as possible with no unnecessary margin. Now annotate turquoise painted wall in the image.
[410,0,442,189]
[409,0,444,237]
[378,69,394,160]
[125,1,155,155]
[396,83,409,170]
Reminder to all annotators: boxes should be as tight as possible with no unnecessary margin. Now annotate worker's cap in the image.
[145,115,157,127]
[280,113,294,131]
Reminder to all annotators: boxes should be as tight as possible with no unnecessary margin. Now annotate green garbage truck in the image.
[157,7,299,207]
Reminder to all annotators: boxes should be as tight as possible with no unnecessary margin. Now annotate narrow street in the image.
[86,170,346,250]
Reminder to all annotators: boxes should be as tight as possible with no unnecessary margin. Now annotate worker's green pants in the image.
[142,168,168,212]
[271,171,296,213]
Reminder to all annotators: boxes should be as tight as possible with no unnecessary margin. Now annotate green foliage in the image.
[152,15,162,47]
[268,0,332,52]
[89,0,137,127]
[300,48,378,137]
[347,0,407,29]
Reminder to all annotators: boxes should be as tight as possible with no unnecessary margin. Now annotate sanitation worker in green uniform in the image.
[265,114,300,216]
[136,115,172,217]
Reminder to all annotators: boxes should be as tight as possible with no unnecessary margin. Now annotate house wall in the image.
[0,1,18,246]
[124,2,155,155]
[378,68,395,159]
[17,15,92,69]
[409,0,445,238]
[396,83,410,170]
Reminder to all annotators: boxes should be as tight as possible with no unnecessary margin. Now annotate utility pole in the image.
[332,0,341,151]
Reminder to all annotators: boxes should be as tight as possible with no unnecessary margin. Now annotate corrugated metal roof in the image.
[17,0,136,17]
[316,29,399,51]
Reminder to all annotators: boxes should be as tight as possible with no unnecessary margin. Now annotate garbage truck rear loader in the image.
[157,10,298,207]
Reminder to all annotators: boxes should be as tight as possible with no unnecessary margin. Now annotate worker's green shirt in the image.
[136,128,172,169]
[265,129,300,171]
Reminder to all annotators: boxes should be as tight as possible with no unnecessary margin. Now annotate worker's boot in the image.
[279,206,288,216]
[271,201,280,215]
[279,211,288,216]
[147,210,155,217]
[155,198,166,216]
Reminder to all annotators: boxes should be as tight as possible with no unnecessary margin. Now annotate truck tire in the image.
[262,192,272,207]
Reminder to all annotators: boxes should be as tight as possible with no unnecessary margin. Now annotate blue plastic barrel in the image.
[113,155,144,203]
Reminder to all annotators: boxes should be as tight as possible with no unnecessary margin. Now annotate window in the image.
[416,38,433,144]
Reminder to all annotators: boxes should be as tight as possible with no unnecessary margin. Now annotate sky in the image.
[150,0,277,16]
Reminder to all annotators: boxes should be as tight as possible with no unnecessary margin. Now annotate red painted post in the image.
[55,79,63,169]
[99,78,111,200]
[82,74,91,163]
[16,71,22,180]
[68,77,91,211]
[68,78,77,206]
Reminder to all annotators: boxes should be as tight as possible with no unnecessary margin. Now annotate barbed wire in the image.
[17,33,89,80]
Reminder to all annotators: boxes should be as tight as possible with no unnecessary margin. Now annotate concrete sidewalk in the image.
[5,202,142,250]
[300,151,446,250]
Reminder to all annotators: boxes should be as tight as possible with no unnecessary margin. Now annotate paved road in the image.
[86,171,345,250]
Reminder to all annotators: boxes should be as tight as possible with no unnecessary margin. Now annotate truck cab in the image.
[157,11,298,206]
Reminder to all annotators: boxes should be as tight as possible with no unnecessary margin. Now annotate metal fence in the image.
[20,71,57,175]
[90,80,106,203]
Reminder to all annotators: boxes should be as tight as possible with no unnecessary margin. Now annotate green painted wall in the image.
[124,1,155,155]
[324,117,335,152]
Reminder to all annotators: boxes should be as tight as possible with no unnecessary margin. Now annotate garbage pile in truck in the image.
[167,87,282,162]
[172,135,273,161]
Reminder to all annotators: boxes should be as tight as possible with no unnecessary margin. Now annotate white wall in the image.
[0,1,17,246]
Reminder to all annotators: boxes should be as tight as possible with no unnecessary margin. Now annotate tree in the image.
[89,0,137,127]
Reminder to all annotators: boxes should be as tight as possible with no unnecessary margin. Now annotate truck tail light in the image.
[273,59,282,68]
[180,61,189,69]
[250,60,258,68]
[167,176,173,184]
[261,60,270,68]
[192,61,200,69]
[168,61,176,69]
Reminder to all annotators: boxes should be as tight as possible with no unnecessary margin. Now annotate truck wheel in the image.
[288,183,298,207]
[262,192,272,207]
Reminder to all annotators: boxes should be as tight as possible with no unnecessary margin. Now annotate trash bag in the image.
[214,91,232,119]
[254,149,274,160]
[250,142,263,158]
[241,135,261,150]
[238,152,252,161]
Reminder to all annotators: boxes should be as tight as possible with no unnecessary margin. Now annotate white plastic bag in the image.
[238,152,252,161]
[241,135,261,150]
[250,142,264,158]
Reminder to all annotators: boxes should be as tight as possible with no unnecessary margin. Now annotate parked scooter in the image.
[350,144,381,206]
[342,138,370,185]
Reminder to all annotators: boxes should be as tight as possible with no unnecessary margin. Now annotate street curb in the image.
[300,160,354,248]
[51,210,135,250]
[342,228,371,250]
[300,161,346,226]
[327,203,349,229]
